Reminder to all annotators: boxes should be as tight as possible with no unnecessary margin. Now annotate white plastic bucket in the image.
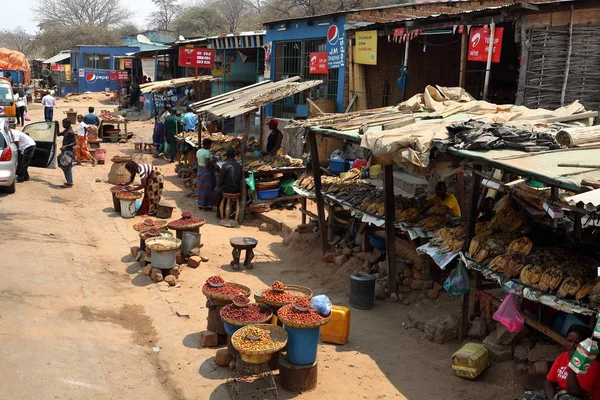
[120,199,136,218]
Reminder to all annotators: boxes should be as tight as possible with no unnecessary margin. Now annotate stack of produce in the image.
[220,303,273,325]
[115,191,143,201]
[431,225,465,253]
[99,112,125,122]
[133,218,168,232]
[202,276,251,300]
[167,211,205,230]
[231,325,287,359]
[260,281,312,306]
[245,153,304,171]
[277,299,328,326]
[178,132,261,156]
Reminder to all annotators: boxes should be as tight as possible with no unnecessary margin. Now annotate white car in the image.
[0,117,58,194]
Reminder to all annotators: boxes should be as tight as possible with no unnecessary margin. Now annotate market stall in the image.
[98,111,128,142]
[189,77,324,221]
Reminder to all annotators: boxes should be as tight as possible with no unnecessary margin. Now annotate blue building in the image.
[66,45,140,93]
[264,13,347,116]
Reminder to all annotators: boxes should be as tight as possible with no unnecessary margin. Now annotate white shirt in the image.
[15,94,27,108]
[41,94,56,108]
[138,163,153,180]
[11,129,35,151]
[77,121,89,136]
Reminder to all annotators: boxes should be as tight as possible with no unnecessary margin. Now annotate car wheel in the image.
[5,179,16,194]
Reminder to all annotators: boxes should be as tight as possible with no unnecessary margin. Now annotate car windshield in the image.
[0,83,14,106]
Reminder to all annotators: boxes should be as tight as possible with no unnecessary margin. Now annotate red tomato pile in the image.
[221,303,271,323]
[262,289,299,304]
[203,283,250,297]
[278,304,325,324]
[271,281,286,291]
[293,297,311,309]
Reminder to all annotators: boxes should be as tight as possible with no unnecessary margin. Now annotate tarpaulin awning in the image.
[140,76,214,94]
[448,146,600,192]
[190,76,323,119]
[43,51,71,64]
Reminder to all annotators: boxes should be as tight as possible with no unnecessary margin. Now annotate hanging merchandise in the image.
[443,259,470,296]
[492,293,524,333]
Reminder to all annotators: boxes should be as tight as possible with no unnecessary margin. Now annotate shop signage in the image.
[79,69,85,77]
[326,25,345,69]
[309,52,328,74]
[124,59,132,68]
[468,26,504,63]
[109,70,129,80]
[178,47,215,68]
[355,30,378,65]
[51,63,65,71]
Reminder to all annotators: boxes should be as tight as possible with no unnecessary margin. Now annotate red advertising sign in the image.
[309,52,328,74]
[110,70,129,81]
[124,59,132,68]
[468,26,504,63]
[178,47,215,68]
[51,64,65,71]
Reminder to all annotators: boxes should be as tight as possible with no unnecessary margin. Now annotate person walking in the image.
[74,114,96,165]
[11,128,36,182]
[15,89,27,127]
[83,106,100,126]
[164,108,182,163]
[57,118,76,187]
[41,92,56,122]
[123,161,164,216]
[196,138,214,209]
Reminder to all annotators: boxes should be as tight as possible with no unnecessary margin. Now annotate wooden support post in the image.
[259,105,265,150]
[326,203,335,242]
[516,16,529,105]
[401,39,410,102]
[560,5,575,107]
[459,30,468,88]
[483,21,495,101]
[460,163,482,342]
[383,165,397,295]
[301,197,307,225]
[239,113,250,223]
[307,128,329,254]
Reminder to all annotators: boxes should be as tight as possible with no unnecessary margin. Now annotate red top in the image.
[547,352,600,400]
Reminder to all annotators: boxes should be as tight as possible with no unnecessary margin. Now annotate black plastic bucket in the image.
[349,272,376,310]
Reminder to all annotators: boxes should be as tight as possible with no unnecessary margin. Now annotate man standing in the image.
[164,108,182,163]
[83,107,100,126]
[41,92,56,122]
[11,129,36,182]
[210,148,242,218]
[181,106,198,132]
[266,119,283,155]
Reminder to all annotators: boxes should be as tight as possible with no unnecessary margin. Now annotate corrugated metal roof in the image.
[565,189,600,210]
[449,147,600,192]
[190,77,323,119]
[140,76,214,94]
[43,51,71,64]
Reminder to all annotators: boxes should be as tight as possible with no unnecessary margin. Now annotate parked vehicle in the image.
[0,117,58,194]
[0,77,16,125]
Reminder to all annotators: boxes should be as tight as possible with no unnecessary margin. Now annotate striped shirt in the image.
[138,163,153,180]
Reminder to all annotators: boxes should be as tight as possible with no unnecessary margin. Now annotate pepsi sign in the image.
[85,72,109,83]
[326,24,345,69]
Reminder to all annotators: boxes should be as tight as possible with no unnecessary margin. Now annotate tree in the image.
[31,26,120,58]
[0,27,33,56]
[214,0,249,33]
[114,23,141,39]
[148,0,181,30]
[173,6,224,38]
[32,0,132,29]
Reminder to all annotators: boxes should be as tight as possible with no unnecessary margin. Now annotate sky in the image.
[5,0,157,34]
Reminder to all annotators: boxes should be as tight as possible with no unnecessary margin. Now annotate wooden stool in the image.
[143,143,154,153]
[279,354,318,393]
[229,237,258,271]
[134,142,143,151]
[220,193,241,221]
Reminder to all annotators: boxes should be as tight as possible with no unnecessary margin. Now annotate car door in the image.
[22,121,58,168]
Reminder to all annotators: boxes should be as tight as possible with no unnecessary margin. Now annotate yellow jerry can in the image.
[321,305,351,345]
[451,343,489,379]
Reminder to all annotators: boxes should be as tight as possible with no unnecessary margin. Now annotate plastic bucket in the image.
[95,148,106,164]
[284,325,320,365]
[349,272,376,310]
[120,199,136,218]
[223,320,241,336]
[112,192,121,212]
[328,159,345,174]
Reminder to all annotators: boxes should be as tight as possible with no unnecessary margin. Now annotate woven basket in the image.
[133,219,169,232]
[277,305,331,329]
[256,285,313,308]
[202,282,251,303]
[108,162,130,185]
[167,219,206,231]
[232,324,288,364]
[145,237,181,252]
[220,304,273,327]
[115,191,143,201]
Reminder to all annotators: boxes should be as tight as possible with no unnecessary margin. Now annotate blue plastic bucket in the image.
[328,159,345,174]
[223,320,241,336]
[285,325,320,365]
[257,188,280,200]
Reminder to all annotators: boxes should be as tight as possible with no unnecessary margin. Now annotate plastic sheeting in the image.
[0,48,30,85]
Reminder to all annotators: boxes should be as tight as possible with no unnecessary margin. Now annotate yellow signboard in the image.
[64,64,71,81]
[355,30,378,65]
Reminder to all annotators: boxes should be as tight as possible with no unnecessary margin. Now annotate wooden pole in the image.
[460,163,482,342]
[560,5,575,107]
[401,39,410,101]
[483,21,495,101]
[516,17,530,105]
[383,164,397,295]
[459,30,468,88]
[239,113,250,223]
[259,105,265,150]
[307,128,329,254]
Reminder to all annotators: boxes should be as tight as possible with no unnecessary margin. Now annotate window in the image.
[272,38,339,118]
[83,53,111,70]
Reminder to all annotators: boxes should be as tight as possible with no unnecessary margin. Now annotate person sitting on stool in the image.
[210,148,242,219]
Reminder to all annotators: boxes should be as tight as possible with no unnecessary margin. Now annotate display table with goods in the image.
[99,112,128,142]
[221,300,274,357]
[144,237,181,270]
[115,191,143,219]
[203,276,252,335]
[167,211,205,241]
[254,281,313,310]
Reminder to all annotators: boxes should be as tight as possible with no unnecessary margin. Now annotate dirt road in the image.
[0,97,522,400]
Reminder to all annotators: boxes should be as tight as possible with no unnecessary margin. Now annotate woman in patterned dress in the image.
[123,161,164,215]
[196,138,215,209]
